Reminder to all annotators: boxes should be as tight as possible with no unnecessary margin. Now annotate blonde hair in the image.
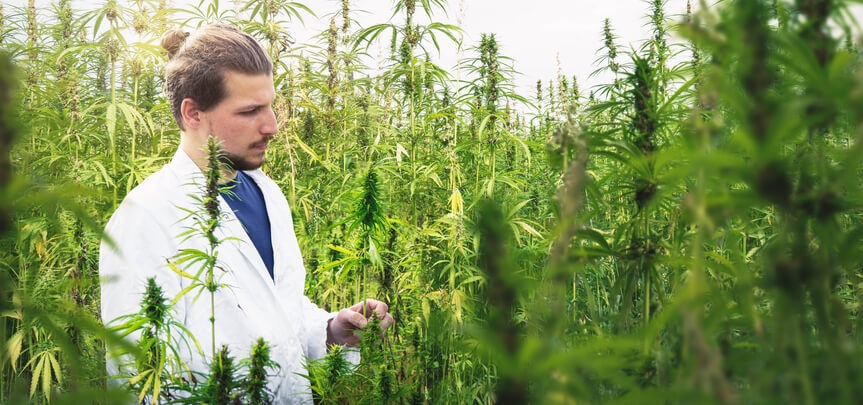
[160,24,272,130]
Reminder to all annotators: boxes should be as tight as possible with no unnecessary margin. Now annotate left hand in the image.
[326,299,394,347]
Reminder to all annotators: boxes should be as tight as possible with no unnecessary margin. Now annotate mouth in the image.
[251,141,268,151]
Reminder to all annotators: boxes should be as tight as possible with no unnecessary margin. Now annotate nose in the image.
[262,106,278,137]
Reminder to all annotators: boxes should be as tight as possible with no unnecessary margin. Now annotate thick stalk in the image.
[409,65,417,225]
[643,215,650,325]
[792,311,815,405]
[207,245,217,359]
[111,57,118,208]
[489,143,496,198]
[132,75,138,160]
[210,264,215,359]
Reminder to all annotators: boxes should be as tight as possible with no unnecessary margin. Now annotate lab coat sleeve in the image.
[270,174,360,365]
[300,295,332,361]
[100,199,186,374]
[300,297,361,365]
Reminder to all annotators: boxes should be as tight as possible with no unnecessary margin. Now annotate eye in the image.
[240,107,259,115]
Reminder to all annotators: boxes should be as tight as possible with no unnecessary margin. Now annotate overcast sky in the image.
[289,0,698,98]
[287,0,863,101]
[8,0,863,100]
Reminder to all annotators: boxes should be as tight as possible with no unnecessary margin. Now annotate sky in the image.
[290,0,696,98]
[6,0,863,100]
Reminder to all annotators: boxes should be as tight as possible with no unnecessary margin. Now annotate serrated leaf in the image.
[326,244,356,256]
[153,373,162,404]
[578,228,611,251]
[128,369,153,385]
[428,172,443,187]
[459,275,485,287]
[42,356,51,401]
[139,373,154,404]
[171,284,199,306]
[166,261,196,279]
[449,187,463,216]
[422,298,430,323]
[48,352,62,385]
[368,237,382,267]
[514,221,543,238]
[106,103,117,147]
[452,289,465,323]
[30,355,44,398]
[7,331,22,372]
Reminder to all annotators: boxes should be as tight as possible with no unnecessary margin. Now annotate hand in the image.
[326,299,394,347]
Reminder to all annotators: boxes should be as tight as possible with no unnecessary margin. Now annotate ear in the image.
[180,98,203,129]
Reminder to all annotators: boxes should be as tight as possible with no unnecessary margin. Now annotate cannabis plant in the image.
[167,136,235,360]
[110,277,198,404]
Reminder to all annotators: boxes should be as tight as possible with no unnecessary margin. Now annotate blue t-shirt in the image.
[219,171,275,280]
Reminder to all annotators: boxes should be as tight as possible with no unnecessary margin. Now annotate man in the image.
[99,24,393,403]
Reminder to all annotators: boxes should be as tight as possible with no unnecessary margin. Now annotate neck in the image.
[180,133,238,182]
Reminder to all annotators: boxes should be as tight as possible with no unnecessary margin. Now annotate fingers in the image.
[345,299,394,334]
[368,299,389,320]
[338,308,368,329]
[379,313,394,331]
[348,300,369,314]
[349,299,389,319]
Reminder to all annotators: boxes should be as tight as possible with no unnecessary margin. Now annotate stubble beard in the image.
[220,149,264,171]
[207,126,268,171]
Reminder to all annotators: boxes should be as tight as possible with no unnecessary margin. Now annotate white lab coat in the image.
[100,147,337,403]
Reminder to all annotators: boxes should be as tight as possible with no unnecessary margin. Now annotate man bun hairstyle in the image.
[160,29,189,59]
[161,24,273,130]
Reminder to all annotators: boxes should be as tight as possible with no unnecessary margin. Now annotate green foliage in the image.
[0,46,130,404]
[472,198,527,403]
[6,0,863,403]
[304,346,351,404]
[110,277,197,404]
[203,346,239,404]
[349,163,387,242]
[306,312,409,404]
[243,338,275,405]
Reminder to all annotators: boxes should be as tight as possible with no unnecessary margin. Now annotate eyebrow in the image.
[236,103,268,111]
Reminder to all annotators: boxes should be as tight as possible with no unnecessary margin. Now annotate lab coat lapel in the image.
[216,199,276,291]
[238,169,311,358]
[166,148,284,315]
[244,169,298,290]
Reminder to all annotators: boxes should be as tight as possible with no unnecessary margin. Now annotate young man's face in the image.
[202,70,278,171]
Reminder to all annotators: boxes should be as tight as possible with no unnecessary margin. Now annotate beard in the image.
[220,149,265,171]
[207,126,269,171]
